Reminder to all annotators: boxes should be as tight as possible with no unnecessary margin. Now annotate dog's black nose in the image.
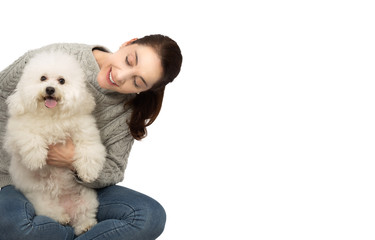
[46,87,55,95]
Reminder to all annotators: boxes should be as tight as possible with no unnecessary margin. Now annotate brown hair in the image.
[126,34,182,140]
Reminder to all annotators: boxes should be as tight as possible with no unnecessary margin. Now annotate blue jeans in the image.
[0,185,166,240]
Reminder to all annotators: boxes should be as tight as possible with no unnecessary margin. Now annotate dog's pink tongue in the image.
[45,99,57,108]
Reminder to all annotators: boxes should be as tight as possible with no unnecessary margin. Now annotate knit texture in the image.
[0,43,135,188]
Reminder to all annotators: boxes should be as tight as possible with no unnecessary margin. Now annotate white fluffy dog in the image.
[4,51,106,235]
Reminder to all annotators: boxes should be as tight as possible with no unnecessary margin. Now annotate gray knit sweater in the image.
[0,43,135,188]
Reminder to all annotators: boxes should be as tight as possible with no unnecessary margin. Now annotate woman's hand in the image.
[47,138,75,171]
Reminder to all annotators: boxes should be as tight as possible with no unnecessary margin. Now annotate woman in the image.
[0,34,182,239]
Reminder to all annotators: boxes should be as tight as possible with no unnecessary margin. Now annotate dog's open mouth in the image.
[44,96,58,108]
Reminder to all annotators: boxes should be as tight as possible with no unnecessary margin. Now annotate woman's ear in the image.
[120,38,138,48]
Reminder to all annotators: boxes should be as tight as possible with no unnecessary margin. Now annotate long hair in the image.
[126,34,182,140]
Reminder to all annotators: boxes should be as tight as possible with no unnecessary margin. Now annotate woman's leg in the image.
[76,185,166,240]
[0,185,75,240]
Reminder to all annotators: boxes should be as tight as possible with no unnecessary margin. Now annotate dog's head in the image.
[7,51,95,117]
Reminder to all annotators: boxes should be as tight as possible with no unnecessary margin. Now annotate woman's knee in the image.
[146,198,167,239]
[97,185,167,238]
[0,186,28,227]
[0,186,32,239]
[131,193,166,239]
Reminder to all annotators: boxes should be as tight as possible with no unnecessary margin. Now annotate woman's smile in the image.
[108,69,119,87]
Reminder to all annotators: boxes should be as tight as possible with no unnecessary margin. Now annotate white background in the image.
[1,0,375,239]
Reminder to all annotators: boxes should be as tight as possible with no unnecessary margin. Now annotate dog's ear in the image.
[6,90,25,116]
[80,89,96,113]
[63,87,96,115]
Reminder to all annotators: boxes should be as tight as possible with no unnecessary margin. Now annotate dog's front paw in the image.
[77,169,98,183]
[22,150,47,171]
[74,162,101,183]
[73,153,104,183]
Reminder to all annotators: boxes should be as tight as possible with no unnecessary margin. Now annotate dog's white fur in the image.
[4,51,106,235]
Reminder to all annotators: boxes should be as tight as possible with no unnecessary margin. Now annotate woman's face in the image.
[97,44,163,94]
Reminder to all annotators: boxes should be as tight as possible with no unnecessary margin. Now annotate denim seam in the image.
[99,202,137,224]
[23,201,65,230]
[84,203,140,240]
[23,201,35,229]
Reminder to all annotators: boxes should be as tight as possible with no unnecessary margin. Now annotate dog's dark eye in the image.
[58,78,65,85]
[40,76,47,81]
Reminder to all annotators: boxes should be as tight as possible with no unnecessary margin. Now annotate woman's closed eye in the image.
[126,56,131,66]
[134,76,148,89]
[133,77,140,88]
[126,54,136,66]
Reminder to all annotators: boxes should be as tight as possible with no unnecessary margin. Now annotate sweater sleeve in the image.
[0,52,30,187]
[76,130,134,189]
[0,52,30,98]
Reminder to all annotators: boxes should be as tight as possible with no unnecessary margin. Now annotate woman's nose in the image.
[116,69,132,84]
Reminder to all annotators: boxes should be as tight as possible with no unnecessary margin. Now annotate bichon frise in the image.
[4,51,106,235]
